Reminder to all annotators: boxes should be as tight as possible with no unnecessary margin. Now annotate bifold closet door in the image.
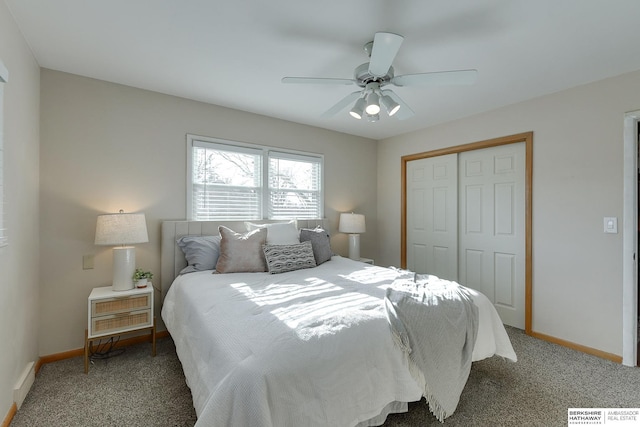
[406,142,525,328]
[406,153,458,281]
[458,142,525,328]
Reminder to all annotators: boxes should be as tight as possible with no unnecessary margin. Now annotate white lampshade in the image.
[365,91,380,115]
[349,97,366,120]
[380,94,401,116]
[95,212,149,245]
[339,213,366,260]
[339,213,366,234]
[95,211,148,291]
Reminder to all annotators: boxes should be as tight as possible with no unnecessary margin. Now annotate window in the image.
[268,151,322,219]
[0,60,8,248]
[187,135,323,220]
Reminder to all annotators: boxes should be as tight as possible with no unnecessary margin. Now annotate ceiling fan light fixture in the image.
[283,31,476,122]
[349,97,366,119]
[381,94,401,116]
[365,91,380,115]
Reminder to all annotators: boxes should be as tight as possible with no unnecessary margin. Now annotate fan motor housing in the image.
[354,63,394,88]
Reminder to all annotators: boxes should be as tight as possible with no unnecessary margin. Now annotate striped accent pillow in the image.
[263,241,317,274]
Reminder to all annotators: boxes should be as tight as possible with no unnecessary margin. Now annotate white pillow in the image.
[245,220,299,245]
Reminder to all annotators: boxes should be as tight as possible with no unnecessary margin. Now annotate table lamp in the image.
[95,210,149,291]
[339,212,366,260]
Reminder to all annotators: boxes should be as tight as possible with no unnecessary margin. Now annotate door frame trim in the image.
[401,132,533,333]
[622,110,639,367]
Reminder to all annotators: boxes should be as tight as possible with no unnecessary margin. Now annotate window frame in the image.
[186,134,324,221]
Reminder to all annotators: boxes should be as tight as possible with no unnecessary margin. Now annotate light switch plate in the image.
[604,217,618,234]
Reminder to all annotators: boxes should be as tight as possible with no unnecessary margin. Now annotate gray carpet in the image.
[10,327,640,426]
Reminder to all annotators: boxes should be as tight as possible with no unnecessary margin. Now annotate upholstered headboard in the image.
[160,219,328,301]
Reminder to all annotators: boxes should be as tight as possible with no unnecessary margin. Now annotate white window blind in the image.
[187,135,323,220]
[190,141,262,220]
[268,151,322,219]
[0,60,8,248]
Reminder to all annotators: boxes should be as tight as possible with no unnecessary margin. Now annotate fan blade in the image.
[381,90,414,120]
[321,91,362,118]
[391,69,478,87]
[368,32,404,78]
[282,77,355,85]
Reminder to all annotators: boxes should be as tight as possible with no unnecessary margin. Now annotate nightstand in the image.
[360,258,374,265]
[85,285,156,373]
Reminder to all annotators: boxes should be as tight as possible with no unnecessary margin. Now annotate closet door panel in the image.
[494,252,516,308]
[464,248,485,292]
[459,142,525,328]
[406,153,458,279]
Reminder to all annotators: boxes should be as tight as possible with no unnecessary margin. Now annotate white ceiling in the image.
[6,0,640,139]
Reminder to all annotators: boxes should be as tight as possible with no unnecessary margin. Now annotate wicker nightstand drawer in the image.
[91,294,151,317]
[91,309,151,335]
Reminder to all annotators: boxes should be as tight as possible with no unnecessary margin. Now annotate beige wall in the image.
[378,69,640,357]
[0,1,40,420]
[39,69,377,355]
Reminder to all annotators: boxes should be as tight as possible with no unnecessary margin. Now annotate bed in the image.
[160,220,517,426]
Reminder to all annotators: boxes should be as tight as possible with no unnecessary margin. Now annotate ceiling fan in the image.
[282,32,477,122]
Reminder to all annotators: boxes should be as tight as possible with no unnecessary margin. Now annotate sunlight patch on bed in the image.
[340,266,413,287]
[273,291,381,339]
[230,278,381,339]
[230,281,339,306]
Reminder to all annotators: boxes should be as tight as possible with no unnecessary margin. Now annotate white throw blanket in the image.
[384,274,479,422]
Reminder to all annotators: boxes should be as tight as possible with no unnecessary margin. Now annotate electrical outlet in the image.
[83,254,94,270]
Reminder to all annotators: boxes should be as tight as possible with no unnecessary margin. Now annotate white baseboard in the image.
[13,362,35,409]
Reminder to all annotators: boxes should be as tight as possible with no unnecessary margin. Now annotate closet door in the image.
[405,142,526,328]
[406,153,458,280]
[458,142,525,328]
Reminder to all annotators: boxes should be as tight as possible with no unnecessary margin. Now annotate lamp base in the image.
[112,246,136,291]
[347,234,361,260]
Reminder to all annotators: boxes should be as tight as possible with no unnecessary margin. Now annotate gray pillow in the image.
[177,235,222,274]
[263,241,316,274]
[215,226,268,273]
[299,227,333,265]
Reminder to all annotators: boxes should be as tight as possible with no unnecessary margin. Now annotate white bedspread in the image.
[162,256,516,427]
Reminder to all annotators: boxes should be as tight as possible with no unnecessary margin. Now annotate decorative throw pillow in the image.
[215,226,268,273]
[177,235,222,274]
[299,227,333,265]
[245,220,299,245]
[263,241,316,274]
